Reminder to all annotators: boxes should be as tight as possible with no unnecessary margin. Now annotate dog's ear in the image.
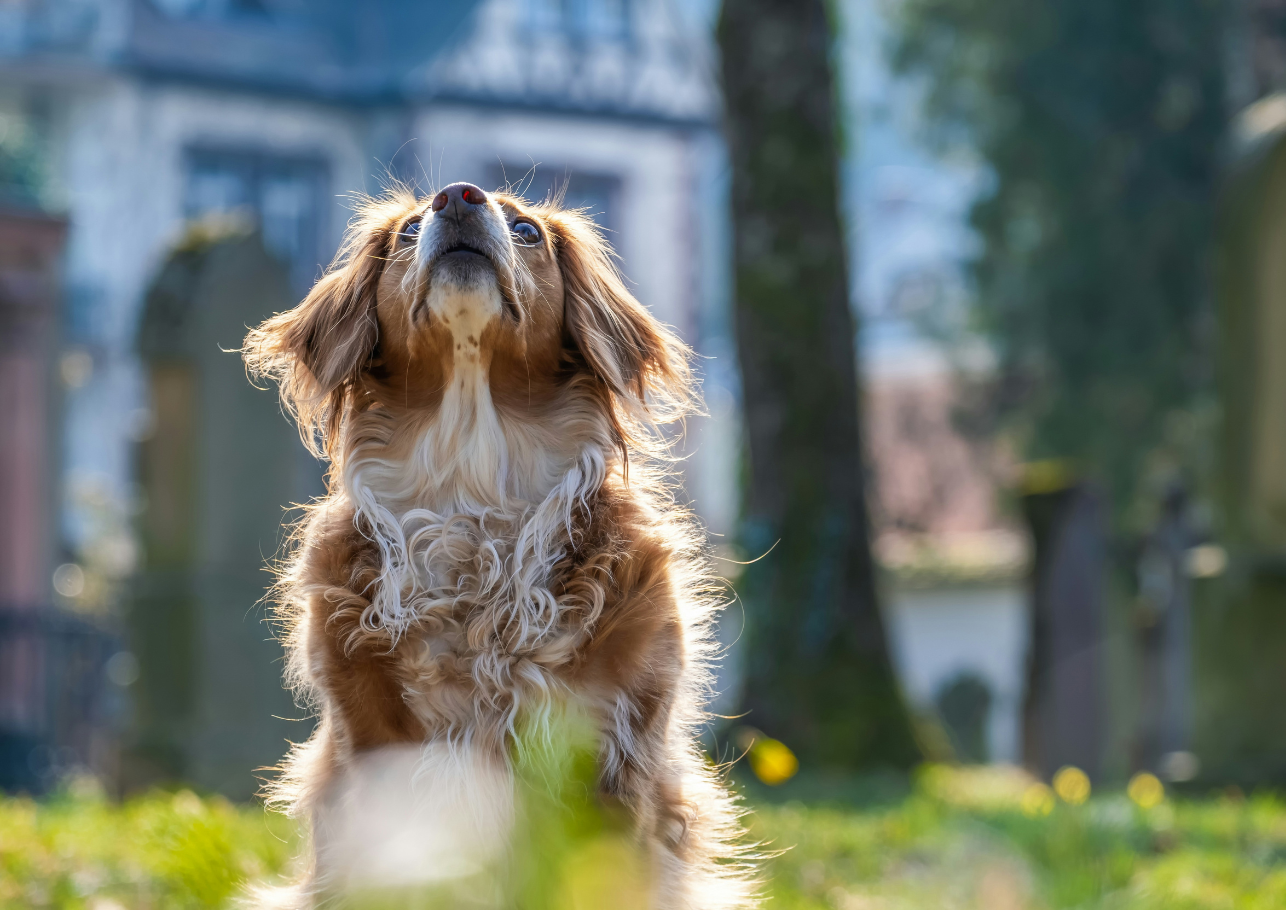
[244,227,387,455]
[274,248,383,393]
[548,211,694,422]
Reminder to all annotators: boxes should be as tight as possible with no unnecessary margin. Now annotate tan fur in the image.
[243,185,757,907]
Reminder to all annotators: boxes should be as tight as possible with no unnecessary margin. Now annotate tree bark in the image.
[718,0,921,768]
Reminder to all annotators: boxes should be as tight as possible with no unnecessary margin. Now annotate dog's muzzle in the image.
[422,182,507,276]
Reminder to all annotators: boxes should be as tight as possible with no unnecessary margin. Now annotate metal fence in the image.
[0,605,122,793]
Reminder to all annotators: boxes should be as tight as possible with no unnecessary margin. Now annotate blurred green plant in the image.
[325,714,652,910]
[891,0,1228,530]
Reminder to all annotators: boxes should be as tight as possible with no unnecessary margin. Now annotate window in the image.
[184,148,329,291]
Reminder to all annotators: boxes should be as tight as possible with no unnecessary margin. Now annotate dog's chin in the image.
[431,248,498,290]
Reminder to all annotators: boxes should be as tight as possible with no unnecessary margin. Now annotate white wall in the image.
[885,585,1029,763]
[56,78,371,557]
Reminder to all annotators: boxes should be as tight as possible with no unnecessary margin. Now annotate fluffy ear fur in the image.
[244,212,391,457]
[547,211,697,436]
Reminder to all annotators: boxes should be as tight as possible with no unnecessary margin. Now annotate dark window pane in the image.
[184,148,329,291]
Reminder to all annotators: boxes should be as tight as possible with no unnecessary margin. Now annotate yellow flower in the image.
[1128,772,1165,809]
[749,737,799,786]
[1020,783,1055,817]
[1052,766,1091,805]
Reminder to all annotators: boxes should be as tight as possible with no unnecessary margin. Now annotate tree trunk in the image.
[718,0,920,769]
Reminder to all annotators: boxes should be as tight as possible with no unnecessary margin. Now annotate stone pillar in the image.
[1021,482,1106,780]
[1133,485,1194,776]
[0,208,66,791]
[0,208,64,607]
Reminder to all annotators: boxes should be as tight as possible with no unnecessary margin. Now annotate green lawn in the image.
[2,766,1283,909]
[749,766,1286,909]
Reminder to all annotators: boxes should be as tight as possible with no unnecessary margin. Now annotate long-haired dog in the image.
[243,182,756,907]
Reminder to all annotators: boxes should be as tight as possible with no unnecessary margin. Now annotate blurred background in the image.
[2,0,1286,905]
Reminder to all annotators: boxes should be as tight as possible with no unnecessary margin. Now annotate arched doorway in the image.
[129,222,319,798]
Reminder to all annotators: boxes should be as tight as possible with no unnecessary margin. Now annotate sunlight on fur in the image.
[242,181,758,908]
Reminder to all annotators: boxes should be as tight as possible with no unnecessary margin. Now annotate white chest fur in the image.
[341,285,609,651]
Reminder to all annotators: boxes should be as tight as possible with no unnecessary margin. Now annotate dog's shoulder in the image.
[293,495,379,586]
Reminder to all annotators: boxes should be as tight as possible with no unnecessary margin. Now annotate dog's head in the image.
[245,182,694,461]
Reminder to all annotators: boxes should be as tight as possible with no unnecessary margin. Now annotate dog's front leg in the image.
[303,597,423,753]
[601,678,692,845]
[576,571,693,851]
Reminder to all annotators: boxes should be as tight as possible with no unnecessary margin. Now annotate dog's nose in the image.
[432,182,488,219]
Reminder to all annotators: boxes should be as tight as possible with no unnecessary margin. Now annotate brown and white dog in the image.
[243,182,755,907]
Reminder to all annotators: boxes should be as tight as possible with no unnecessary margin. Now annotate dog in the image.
[242,182,756,907]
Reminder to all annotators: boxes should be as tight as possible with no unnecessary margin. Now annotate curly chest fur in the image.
[301,477,664,756]
[379,513,619,747]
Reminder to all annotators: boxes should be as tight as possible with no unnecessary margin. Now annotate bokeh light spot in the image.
[749,737,799,786]
[1128,772,1165,809]
[52,563,85,598]
[1052,766,1091,805]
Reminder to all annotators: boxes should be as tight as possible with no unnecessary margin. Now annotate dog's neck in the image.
[344,379,604,516]
[339,284,604,516]
[337,286,613,637]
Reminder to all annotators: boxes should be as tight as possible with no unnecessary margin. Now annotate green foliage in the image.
[891,0,1228,526]
[504,723,646,910]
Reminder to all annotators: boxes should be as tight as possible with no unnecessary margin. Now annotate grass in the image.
[1,766,1284,909]
[751,766,1286,909]
[0,782,297,909]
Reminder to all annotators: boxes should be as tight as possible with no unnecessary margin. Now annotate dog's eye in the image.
[511,220,540,246]
[399,219,422,242]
